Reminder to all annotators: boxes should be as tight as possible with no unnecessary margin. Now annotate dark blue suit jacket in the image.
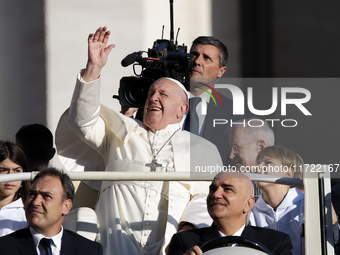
[0,227,103,255]
[201,92,239,166]
[168,224,293,255]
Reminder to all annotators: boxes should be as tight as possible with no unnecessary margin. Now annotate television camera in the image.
[113,0,192,108]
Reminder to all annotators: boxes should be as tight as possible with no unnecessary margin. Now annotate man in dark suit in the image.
[185,36,241,166]
[168,172,293,255]
[0,168,103,255]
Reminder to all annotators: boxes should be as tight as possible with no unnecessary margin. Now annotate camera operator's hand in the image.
[121,107,138,118]
[83,26,116,82]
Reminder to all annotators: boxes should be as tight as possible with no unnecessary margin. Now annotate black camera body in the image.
[114,38,192,108]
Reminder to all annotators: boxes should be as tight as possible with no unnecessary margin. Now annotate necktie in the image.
[40,238,53,255]
[185,97,201,135]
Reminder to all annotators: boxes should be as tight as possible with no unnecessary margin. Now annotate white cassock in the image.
[55,72,223,255]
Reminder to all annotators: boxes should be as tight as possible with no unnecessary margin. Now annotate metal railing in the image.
[0,171,304,186]
[0,168,335,254]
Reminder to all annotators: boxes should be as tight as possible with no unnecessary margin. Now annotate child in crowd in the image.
[0,141,29,237]
[248,145,304,255]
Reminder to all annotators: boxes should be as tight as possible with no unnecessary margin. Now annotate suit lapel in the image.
[202,97,217,138]
[202,93,231,139]
[17,228,38,255]
[198,224,220,246]
[60,230,76,255]
[240,226,256,237]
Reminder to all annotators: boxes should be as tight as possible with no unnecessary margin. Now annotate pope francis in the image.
[56,26,223,255]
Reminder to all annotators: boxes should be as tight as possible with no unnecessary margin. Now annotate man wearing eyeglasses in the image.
[229,118,275,172]
[228,118,275,201]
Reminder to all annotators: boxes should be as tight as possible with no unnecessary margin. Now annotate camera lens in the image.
[119,77,154,108]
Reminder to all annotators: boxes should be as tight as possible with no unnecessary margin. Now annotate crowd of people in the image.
[0,25,338,255]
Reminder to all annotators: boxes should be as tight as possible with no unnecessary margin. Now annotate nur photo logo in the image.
[195,82,312,128]
[196,82,223,113]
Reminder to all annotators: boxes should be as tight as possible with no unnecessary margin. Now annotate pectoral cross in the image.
[146,158,162,172]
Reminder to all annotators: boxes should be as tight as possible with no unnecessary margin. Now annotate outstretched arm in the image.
[82,26,116,82]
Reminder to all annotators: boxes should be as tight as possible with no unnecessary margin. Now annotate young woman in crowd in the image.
[0,140,29,236]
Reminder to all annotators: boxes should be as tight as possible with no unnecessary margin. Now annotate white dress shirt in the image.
[217,224,246,237]
[30,226,63,255]
[0,198,28,237]
[183,91,211,136]
[218,225,245,247]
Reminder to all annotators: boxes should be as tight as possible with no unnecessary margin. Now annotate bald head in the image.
[231,119,275,146]
[229,119,275,170]
[207,171,255,234]
[214,171,254,197]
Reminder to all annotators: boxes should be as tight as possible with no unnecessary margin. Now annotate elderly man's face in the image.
[207,173,254,221]
[189,44,226,81]
[143,78,188,130]
[229,127,259,171]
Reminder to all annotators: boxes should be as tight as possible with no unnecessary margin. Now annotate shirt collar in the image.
[199,89,212,102]
[218,224,246,237]
[189,89,211,103]
[146,123,181,133]
[255,187,304,211]
[278,187,304,208]
[164,123,182,132]
[30,225,63,252]
[2,198,24,209]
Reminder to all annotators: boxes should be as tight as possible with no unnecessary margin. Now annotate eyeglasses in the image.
[230,140,258,154]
